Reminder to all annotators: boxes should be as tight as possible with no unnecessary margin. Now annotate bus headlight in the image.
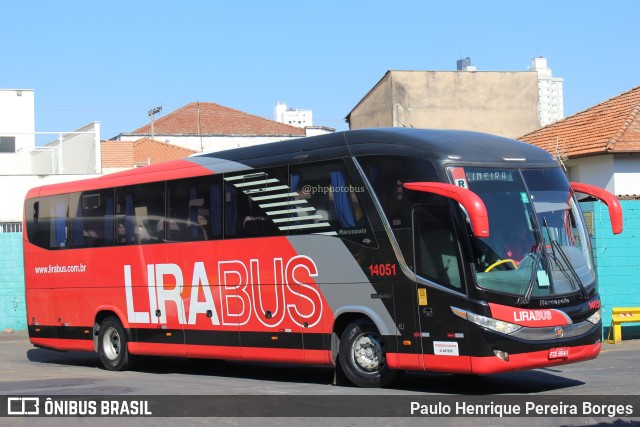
[586,309,601,325]
[451,307,522,335]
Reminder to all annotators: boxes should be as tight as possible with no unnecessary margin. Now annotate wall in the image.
[0,174,100,222]
[0,233,25,330]
[613,153,640,196]
[582,200,640,339]
[0,89,35,175]
[347,72,394,129]
[348,71,540,138]
[567,155,615,195]
[567,154,640,197]
[36,122,102,174]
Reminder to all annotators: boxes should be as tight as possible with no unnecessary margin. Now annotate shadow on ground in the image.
[26,347,583,395]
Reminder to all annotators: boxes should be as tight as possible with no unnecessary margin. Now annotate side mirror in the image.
[571,182,623,234]
[403,182,490,238]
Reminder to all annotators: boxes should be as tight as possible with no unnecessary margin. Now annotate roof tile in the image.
[131,102,306,137]
[101,138,196,170]
[519,86,640,158]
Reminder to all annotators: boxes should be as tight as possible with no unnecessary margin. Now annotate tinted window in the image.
[26,195,69,249]
[69,190,115,248]
[115,182,165,245]
[358,156,439,229]
[166,175,222,241]
[413,205,463,290]
[289,160,374,246]
[223,168,287,238]
[358,155,440,261]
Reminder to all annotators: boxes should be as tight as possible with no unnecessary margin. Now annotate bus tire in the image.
[97,316,134,371]
[338,319,399,388]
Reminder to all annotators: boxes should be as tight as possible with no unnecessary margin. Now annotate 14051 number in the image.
[368,263,397,276]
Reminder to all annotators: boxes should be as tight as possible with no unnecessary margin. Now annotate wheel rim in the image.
[350,332,385,372]
[102,327,121,361]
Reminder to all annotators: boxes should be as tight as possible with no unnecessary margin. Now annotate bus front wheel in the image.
[338,319,400,388]
[97,316,135,371]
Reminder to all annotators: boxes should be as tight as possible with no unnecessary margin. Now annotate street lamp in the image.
[148,106,163,139]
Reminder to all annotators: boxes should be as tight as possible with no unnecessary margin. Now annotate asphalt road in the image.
[1,330,639,426]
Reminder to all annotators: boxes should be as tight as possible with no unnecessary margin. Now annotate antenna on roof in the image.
[197,101,203,152]
[554,137,568,171]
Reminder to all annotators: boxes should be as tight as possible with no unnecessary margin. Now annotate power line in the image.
[35,105,149,112]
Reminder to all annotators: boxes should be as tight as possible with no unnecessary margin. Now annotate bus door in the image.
[411,204,471,370]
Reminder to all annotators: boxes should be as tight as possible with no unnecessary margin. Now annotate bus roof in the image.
[26,128,556,198]
[198,127,556,169]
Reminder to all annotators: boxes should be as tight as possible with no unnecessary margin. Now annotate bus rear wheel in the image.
[97,316,135,371]
[339,319,400,388]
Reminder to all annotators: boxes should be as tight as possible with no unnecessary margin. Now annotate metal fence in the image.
[0,222,22,233]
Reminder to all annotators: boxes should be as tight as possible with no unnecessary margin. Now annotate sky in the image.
[2,1,639,143]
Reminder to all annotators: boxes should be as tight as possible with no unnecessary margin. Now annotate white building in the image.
[529,57,564,127]
[0,89,36,175]
[456,57,477,71]
[275,101,313,128]
[0,89,101,226]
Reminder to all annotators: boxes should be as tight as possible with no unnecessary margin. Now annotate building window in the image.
[0,136,16,153]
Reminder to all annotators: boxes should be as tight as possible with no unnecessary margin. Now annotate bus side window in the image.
[116,183,165,245]
[51,197,69,249]
[289,160,374,245]
[224,181,239,237]
[357,155,439,230]
[166,175,222,242]
[224,168,286,238]
[357,155,440,263]
[69,190,114,248]
[413,205,462,290]
[26,195,69,250]
[25,199,40,247]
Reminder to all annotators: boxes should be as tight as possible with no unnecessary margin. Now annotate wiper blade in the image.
[542,218,557,263]
[517,245,541,306]
[550,239,588,300]
[518,214,546,306]
[542,217,588,300]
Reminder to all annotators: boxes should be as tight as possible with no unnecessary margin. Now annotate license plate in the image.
[548,347,569,359]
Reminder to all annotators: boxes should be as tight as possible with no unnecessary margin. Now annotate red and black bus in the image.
[23,128,622,387]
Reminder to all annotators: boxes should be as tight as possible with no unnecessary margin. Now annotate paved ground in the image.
[1,330,639,426]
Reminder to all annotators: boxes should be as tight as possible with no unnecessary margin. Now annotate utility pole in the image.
[148,106,162,139]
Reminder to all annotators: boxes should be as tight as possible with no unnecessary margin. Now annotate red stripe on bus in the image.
[387,343,600,374]
[29,337,94,352]
[130,343,331,364]
[240,347,331,364]
[488,302,572,327]
[469,342,601,374]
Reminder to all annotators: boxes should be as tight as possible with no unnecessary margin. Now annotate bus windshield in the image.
[450,166,595,298]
